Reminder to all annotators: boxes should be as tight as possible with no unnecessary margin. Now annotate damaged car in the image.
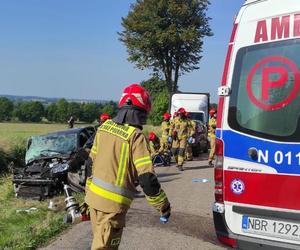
[12,127,95,200]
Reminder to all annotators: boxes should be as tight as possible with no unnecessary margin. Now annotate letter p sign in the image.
[261,66,288,101]
[246,56,300,110]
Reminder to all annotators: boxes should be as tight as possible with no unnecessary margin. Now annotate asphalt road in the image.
[41,155,227,250]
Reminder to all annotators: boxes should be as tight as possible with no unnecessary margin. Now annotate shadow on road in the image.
[184,165,214,171]
[126,208,222,247]
[157,172,181,178]
[159,177,181,183]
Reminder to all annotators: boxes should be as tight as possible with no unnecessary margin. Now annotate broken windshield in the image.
[25,133,77,163]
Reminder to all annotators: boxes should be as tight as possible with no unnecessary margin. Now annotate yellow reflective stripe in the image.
[86,177,92,186]
[134,156,152,168]
[116,143,129,187]
[134,156,151,166]
[146,191,167,205]
[91,147,97,154]
[100,120,136,141]
[87,181,132,206]
[135,159,152,168]
[90,133,99,156]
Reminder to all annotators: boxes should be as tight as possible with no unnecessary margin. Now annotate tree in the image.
[55,99,70,123]
[68,102,81,120]
[119,0,212,93]
[80,103,98,123]
[148,89,169,125]
[101,101,118,117]
[0,97,14,121]
[141,76,168,99]
[16,101,44,122]
[46,103,58,122]
[141,77,169,125]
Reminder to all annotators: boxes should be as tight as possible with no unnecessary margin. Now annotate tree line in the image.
[0,78,170,125]
[0,97,118,123]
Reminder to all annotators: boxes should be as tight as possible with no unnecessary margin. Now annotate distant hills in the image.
[0,94,108,105]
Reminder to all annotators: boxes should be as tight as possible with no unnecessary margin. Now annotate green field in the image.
[0,122,160,149]
[0,123,76,149]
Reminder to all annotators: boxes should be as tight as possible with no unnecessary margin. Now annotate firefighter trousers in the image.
[186,144,193,161]
[208,136,216,162]
[90,208,127,250]
[160,137,169,153]
[172,138,187,166]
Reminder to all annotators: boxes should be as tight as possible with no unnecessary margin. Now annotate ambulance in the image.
[213,0,300,249]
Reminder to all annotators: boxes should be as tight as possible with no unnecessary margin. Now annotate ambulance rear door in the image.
[220,0,300,246]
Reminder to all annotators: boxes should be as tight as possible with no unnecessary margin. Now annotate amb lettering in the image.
[255,14,300,43]
[258,149,300,165]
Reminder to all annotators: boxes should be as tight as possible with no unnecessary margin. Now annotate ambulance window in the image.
[228,39,300,142]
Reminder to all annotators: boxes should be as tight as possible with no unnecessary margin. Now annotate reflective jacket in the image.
[169,117,190,140]
[160,121,170,142]
[208,117,216,138]
[85,120,169,213]
[187,119,196,137]
[149,137,161,157]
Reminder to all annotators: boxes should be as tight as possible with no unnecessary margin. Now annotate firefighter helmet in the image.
[177,107,186,115]
[148,131,156,141]
[119,83,151,112]
[163,112,171,120]
[209,109,216,116]
[100,113,110,122]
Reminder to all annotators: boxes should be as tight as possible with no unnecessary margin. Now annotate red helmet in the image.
[209,109,216,116]
[100,113,110,122]
[148,131,156,141]
[119,83,151,112]
[177,107,186,115]
[163,112,171,120]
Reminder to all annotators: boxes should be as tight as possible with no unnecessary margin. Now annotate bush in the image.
[0,149,9,175]
[0,141,26,175]
[148,90,169,126]
[9,141,26,168]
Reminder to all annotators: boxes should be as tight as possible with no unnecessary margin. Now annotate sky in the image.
[0,0,245,103]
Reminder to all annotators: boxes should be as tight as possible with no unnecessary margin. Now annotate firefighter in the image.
[160,112,171,154]
[208,109,217,166]
[96,113,110,128]
[148,131,161,158]
[169,108,192,171]
[185,112,196,161]
[85,83,171,250]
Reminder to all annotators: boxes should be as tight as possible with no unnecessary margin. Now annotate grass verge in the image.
[0,176,70,250]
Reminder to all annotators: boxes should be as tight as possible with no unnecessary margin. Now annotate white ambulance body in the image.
[213,0,300,249]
